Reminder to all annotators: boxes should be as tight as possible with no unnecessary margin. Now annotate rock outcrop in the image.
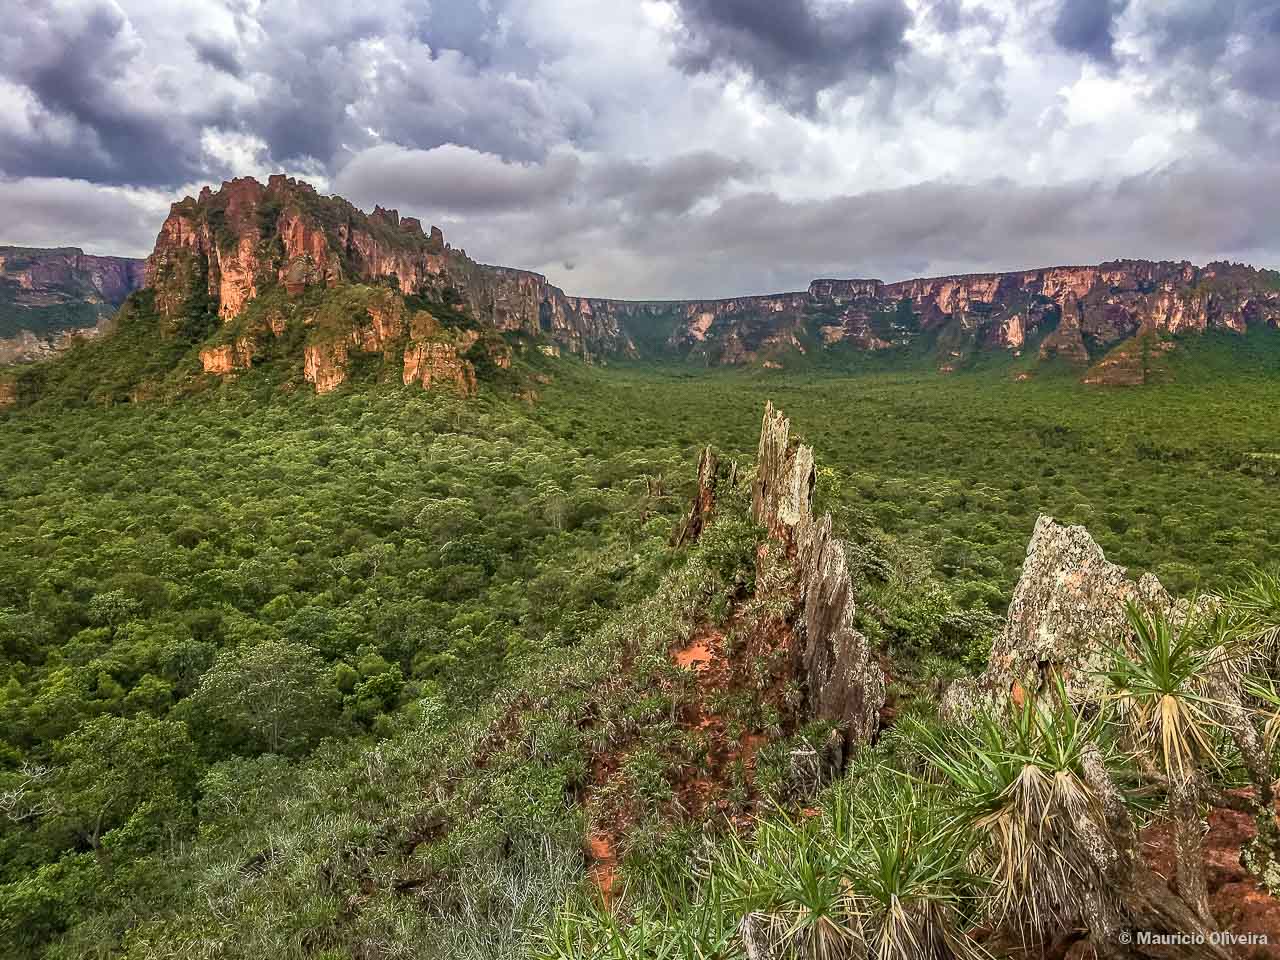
[752,402,885,747]
[0,246,145,364]
[143,176,634,360]
[673,446,736,548]
[944,515,1175,718]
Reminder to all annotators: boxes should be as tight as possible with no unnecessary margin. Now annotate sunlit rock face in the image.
[644,260,1280,373]
[143,176,634,360]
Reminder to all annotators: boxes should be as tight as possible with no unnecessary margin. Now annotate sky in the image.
[2,0,1279,298]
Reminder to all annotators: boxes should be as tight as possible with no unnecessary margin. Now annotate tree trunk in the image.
[1169,773,1212,924]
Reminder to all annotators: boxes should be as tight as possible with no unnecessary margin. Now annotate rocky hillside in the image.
[144,176,634,362]
[0,247,144,363]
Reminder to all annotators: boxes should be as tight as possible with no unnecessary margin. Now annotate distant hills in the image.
[0,247,144,364]
[3,175,1279,393]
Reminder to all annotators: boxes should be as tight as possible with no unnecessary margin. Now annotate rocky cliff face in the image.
[144,176,633,360]
[621,260,1280,376]
[0,246,145,363]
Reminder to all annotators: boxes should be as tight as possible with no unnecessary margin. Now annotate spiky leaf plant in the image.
[718,774,987,960]
[1104,602,1226,780]
[908,695,1113,944]
[1224,567,1280,667]
[1102,602,1238,921]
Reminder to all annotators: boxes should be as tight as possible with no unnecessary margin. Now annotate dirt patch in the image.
[1138,793,1280,959]
[587,834,618,906]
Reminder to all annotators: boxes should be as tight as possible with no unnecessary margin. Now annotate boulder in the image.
[944,514,1174,719]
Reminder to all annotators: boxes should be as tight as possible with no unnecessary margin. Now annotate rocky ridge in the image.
[0,246,145,363]
[750,401,886,748]
[597,261,1280,377]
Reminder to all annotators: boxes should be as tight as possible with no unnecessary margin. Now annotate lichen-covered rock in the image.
[944,514,1175,719]
[752,401,885,747]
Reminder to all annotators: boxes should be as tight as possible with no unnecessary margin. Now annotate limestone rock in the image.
[751,402,885,748]
[945,515,1175,719]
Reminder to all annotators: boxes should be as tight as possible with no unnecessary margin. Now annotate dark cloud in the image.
[920,0,1004,35]
[327,141,1280,299]
[1051,0,1128,64]
[0,177,168,257]
[1132,1,1280,156]
[669,0,914,113]
[188,34,244,78]
[333,144,582,214]
[588,152,756,215]
[0,0,212,185]
[1161,1,1280,101]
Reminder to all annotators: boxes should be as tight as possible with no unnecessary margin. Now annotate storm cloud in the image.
[2,0,1279,296]
[668,0,913,112]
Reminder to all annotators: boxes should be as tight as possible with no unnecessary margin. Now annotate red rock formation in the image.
[629,259,1280,374]
[143,176,634,359]
[199,337,259,376]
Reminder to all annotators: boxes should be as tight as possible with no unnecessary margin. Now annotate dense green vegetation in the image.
[537,328,1280,603]
[1,317,1278,957]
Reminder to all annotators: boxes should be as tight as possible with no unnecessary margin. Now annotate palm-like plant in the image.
[1103,602,1225,921]
[1224,568,1280,665]
[715,774,987,960]
[909,696,1112,943]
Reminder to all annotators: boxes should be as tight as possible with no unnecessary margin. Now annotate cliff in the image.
[0,246,145,363]
[611,260,1280,375]
[144,176,634,361]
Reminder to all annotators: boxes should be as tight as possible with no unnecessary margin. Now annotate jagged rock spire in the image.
[752,401,885,748]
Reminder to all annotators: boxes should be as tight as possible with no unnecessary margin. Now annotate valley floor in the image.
[1,329,1279,958]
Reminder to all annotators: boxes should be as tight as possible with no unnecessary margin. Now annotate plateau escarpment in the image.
[0,247,145,363]
[609,261,1280,378]
[5,174,1280,400]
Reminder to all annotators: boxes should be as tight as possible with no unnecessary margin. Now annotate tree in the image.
[183,640,339,756]
[50,714,198,856]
